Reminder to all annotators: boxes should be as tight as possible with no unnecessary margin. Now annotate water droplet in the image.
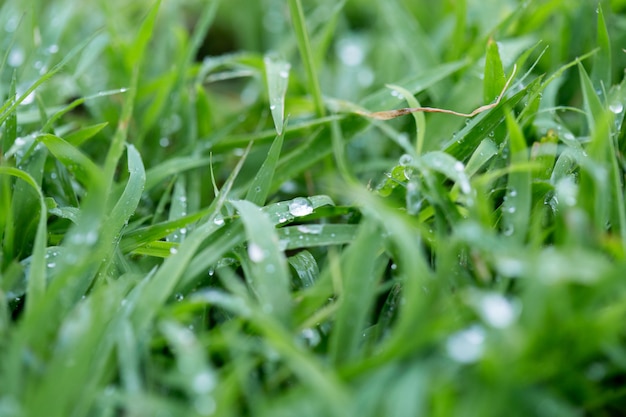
[46,44,59,54]
[213,216,225,226]
[495,256,525,277]
[357,67,374,87]
[269,104,276,110]
[506,206,516,213]
[609,102,624,114]
[159,137,170,147]
[248,242,266,262]
[169,247,178,254]
[509,189,517,197]
[336,37,365,67]
[406,181,422,215]
[446,325,485,364]
[194,396,216,416]
[300,328,321,347]
[17,90,35,106]
[279,69,289,79]
[587,362,607,381]
[5,16,19,32]
[288,197,313,217]
[398,154,413,166]
[8,48,24,67]
[297,225,323,234]
[47,262,56,268]
[454,161,465,172]
[478,293,517,328]
[174,293,184,301]
[503,224,514,236]
[192,371,216,394]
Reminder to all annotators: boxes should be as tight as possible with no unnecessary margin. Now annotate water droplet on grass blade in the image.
[399,154,413,166]
[446,325,485,364]
[336,37,365,66]
[8,48,24,67]
[610,102,624,114]
[248,242,266,262]
[300,328,321,347]
[478,293,517,328]
[192,371,216,394]
[288,197,313,217]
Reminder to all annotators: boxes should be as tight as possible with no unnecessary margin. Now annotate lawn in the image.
[2,0,626,415]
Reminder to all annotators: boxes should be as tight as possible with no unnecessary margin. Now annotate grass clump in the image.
[2,0,626,416]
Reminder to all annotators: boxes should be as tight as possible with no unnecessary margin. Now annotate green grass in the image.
[2,0,626,415]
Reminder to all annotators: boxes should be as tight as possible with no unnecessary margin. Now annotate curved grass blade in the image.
[37,133,102,187]
[0,167,47,315]
[231,199,292,326]
[420,151,471,196]
[386,84,425,156]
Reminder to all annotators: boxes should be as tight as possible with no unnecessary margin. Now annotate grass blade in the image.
[245,132,284,206]
[484,38,506,103]
[502,110,532,243]
[288,0,325,117]
[329,219,385,365]
[231,199,292,326]
[264,54,291,135]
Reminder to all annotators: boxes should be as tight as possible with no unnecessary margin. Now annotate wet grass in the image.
[2,0,626,416]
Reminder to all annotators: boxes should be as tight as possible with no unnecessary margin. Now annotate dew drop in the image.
[297,224,323,234]
[446,325,485,364]
[174,293,184,302]
[288,197,313,217]
[398,154,413,166]
[609,102,624,114]
[300,328,321,347]
[248,242,266,262]
[192,371,216,394]
[479,293,517,328]
[8,48,25,67]
[336,38,365,67]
